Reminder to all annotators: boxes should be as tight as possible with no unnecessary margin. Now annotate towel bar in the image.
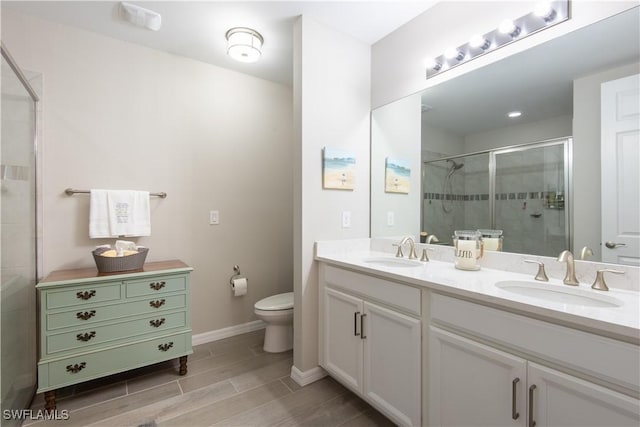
[65,188,167,198]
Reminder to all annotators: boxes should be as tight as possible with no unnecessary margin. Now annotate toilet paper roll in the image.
[231,277,247,296]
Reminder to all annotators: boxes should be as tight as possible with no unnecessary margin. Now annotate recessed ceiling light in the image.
[507,111,522,118]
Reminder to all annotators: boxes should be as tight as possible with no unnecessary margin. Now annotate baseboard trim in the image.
[192,320,266,346]
[290,365,327,387]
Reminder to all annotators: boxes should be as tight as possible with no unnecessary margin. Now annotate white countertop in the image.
[316,247,640,344]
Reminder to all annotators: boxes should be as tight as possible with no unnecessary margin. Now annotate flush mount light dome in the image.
[226,27,264,63]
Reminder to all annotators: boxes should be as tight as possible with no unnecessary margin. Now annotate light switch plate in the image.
[387,211,395,226]
[209,210,219,225]
[342,211,351,228]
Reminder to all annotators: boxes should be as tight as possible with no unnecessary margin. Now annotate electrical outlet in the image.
[342,211,351,228]
[209,210,219,225]
[387,211,395,226]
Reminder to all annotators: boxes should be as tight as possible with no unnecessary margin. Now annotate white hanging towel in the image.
[89,189,151,238]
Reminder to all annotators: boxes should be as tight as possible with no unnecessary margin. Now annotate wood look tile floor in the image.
[25,330,396,427]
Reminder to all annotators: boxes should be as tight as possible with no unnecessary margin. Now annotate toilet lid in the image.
[255,292,294,311]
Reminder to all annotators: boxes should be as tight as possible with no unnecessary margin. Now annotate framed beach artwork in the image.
[322,147,356,190]
[385,157,410,194]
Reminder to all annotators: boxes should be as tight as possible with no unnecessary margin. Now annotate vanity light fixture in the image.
[507,111,522,118]
[425,0,569,79]
[226,27,264,63]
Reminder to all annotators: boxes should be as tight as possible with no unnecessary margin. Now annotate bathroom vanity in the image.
[316,241,640,426]
[36,260,193,411]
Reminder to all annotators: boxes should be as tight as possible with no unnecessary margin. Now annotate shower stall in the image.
[1,43,40,423]
[423,137,571,257]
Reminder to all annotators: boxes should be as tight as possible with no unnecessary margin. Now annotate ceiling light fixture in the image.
[507,111,522,118]
[226,27,264,63]
[425,0,569,79]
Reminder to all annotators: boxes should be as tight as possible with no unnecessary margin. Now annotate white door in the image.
[363,301,421,427]
[322,287,363,392]
[428,326,527,427]
[528,362,640,427]
[601,73,640,265]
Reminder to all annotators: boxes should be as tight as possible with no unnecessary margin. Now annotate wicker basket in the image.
[92,247,149,273]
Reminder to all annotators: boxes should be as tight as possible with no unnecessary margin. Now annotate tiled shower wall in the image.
[423,143,567,257]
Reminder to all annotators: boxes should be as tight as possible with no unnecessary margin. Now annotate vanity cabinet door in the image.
[527,362,640,427]
[429,326,527,427]
[363,301,421,427]
[323,287,364,392]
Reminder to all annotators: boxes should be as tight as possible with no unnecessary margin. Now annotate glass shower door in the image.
[1,48,38,424]
[493,139,570,256]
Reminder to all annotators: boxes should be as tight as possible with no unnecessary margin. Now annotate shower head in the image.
[447,159,464,171]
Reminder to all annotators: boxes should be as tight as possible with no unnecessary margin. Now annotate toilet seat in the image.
[254,292,293,311]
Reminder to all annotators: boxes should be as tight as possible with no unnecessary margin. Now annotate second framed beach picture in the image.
[322,147,356,190]
[385,157,410,194]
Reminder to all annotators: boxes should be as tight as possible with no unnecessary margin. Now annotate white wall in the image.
[573,62,640,261]
[293,16,371,373]
[2,10,294,336]
[372,1,637,108]
[421,122,464,161]
[371,93,421,238]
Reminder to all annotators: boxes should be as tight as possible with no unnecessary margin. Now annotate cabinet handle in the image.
[76,310,96,320]
[76,331,96,342]
[360,313,367,339]
[76,290,96,300]
[66,362,86,373]
[149,299,166,308]
[529,384,536,427]
[149,281,166,290]
[354,312,360,336]
[511,378,520,420]
[150,318,166,328]
[158,342,174,352]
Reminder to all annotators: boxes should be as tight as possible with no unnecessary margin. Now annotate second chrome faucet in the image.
[557,250,579,286]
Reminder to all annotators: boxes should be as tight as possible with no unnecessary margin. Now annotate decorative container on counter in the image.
[478,229,503,251]
[453,230,483,270]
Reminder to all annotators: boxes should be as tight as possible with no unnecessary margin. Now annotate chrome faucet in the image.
[557,250,579,286]
[426,234,440,244]
[396,236,418,259]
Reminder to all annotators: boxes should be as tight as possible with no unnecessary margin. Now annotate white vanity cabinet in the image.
[319,264,421,426]
[428,293,640,427]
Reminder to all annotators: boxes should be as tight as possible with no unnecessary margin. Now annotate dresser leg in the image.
[44,390,56,412]
[179,355,188,375]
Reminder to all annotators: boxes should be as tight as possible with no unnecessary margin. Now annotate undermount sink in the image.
[363,257,423,268]
[495,280,623,308]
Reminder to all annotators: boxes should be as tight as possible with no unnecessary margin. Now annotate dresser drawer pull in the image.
[149,299,166,308]
[158,342,174,352]
[149,281,166,291]
[76,331,96,342]
[76,290,96,300]
[150,318,166,328]
[76,310,96,320]
[66,362,86,373]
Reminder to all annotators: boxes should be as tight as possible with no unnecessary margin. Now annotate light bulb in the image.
[534,1,556,22]
[469,34,490,50]
[424,57,441,71]
[498,19,520,37]
[444,47,463,61]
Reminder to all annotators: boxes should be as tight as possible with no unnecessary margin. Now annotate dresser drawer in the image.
[45,282,121,309]
[45,311,188,355]
[40,332,190,391]
[125,275,187,298]
[47,294,187,330]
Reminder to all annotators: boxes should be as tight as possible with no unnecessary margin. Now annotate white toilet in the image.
[254,292,294,353]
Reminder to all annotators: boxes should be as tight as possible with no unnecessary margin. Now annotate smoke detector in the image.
[120,2,162,31]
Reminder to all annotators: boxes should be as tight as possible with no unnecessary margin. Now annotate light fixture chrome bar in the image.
[425,0,570,79]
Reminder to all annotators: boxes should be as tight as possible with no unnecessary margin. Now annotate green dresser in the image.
[36,260,193,411]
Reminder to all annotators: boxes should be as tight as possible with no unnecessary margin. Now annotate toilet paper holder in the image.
[230,265,242,285]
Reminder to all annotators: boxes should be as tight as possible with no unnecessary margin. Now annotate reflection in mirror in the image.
[370,7,640,265]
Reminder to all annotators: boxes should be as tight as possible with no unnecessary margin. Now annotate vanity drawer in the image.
[45,282,121,309]
[125,275,187,298]
[40,332,190,391]
[47,294,187,330]
[323,265,421,316]
[45,310,188,355]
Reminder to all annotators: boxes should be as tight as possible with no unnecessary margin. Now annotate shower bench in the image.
[35,260,193,411]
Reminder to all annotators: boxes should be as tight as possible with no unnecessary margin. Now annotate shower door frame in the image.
[423,136,573,253]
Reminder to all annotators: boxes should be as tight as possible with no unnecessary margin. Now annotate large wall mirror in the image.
[371,7,640,265]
